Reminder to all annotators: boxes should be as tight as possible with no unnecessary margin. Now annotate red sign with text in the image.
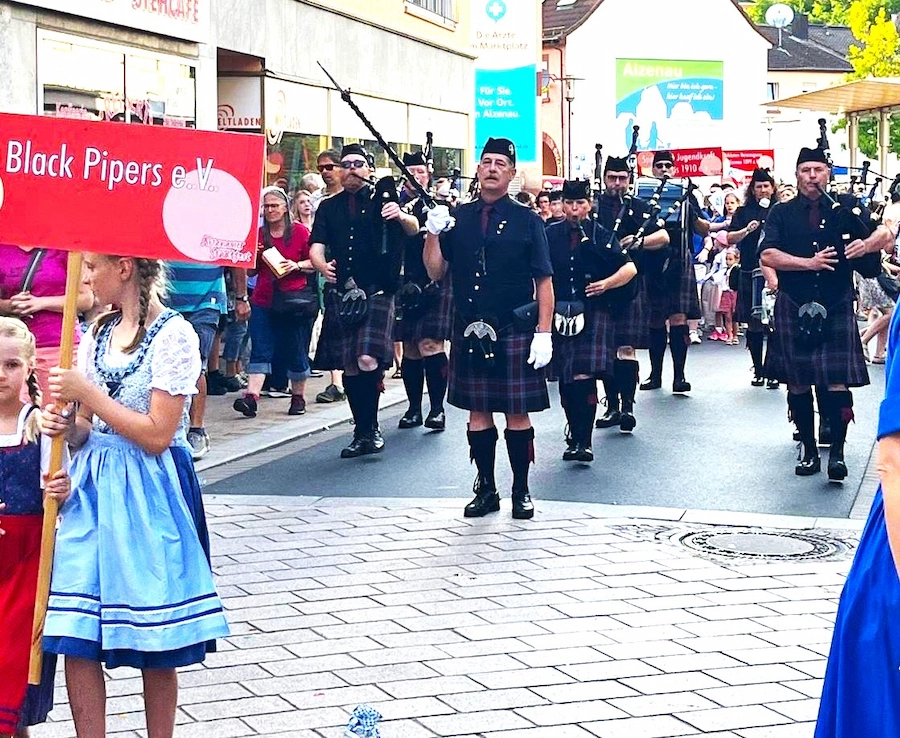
[637,148,724,178]
[723,149,776,187]
[0,113,264,266]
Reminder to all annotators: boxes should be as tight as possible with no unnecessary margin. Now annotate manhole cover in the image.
[678,529,848,561]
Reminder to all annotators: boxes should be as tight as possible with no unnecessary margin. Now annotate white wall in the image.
[564,0,771,176]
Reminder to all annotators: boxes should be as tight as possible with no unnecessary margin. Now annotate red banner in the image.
[0,113,264,266]
[723,149,775,188]
[637,147,724,178]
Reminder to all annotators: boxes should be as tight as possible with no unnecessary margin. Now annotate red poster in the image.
[723,149,776,188]
[0,113,264,267]
[637,148,724,178]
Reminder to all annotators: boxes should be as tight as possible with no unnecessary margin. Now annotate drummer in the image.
[726,168,778,388]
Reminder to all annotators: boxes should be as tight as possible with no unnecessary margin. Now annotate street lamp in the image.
[562,75,581,179]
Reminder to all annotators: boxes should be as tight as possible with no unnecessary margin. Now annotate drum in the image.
[750,267,766,319]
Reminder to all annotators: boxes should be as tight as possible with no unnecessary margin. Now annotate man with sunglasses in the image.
[310,143,418,458]
[315,149,344,205]
[423,137,554,520]
[594,155,669,434]
[641,150,709,394]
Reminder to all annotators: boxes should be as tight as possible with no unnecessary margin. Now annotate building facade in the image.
[0,0,475,193]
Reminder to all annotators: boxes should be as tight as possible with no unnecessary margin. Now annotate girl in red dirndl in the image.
[0,317,70,737]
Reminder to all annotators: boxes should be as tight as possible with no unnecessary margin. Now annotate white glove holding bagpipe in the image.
[527,331,553,370]
[425,205,455,235]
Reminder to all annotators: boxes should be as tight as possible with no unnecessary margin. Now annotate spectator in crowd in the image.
[547,190,565,225]
[293,189,315,230]
[536,190,551,221]
[208,269,250,394]
[234,187,318,418]
[515,191,537,212]
[777,183,796,203]
[0,245,93,398]
[715,247,740,345]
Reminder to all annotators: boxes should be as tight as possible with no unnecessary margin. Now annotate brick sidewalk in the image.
[34,497,859,738]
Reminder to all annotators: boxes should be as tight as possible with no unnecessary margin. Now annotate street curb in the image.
[194,385,408,474]
[203,493,866,532]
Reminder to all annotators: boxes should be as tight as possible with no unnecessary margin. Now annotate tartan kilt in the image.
[646,246,702,324]
[448,327,550,414]
[735,269,755,324]
[614,275,649,348]
[313,289,396,371]
[393,280,453,343]
[553,308,616,384]
[764,292,869,388]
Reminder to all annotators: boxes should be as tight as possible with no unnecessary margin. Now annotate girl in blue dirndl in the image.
[41,256,229,737]
[815,306,900,736]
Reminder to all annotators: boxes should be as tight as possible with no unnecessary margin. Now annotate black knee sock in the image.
[423,353,448,414]
[648,327,667,380]
[357,369,383,435]
[401,357,424,414]
[343,374,364,434]
[827,390,853,459]
[601,376,619,412]
[747,331,764,376]
[615,358,640,413]
[669,325,689,382]
[578,379,597,446]
[505,427,535,495]
[467,426,498,490]
[559,382,577,442]
[788,391,816,455]
[815,384,830,436]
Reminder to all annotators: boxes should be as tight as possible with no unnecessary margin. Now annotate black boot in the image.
[506,428,536,519]
[465,427,500,517]
[669,324,691,393]
[788,391,820,475]
[595,376,621,428]
[827,390,853,482]
[815,385,832,447]
[423,353,449,430]
[577,381,597,462]
[641,327,666,390]
[559,383,580,461]
[398,358,424,428]
[747,331,765,385]
[615,358,640,433]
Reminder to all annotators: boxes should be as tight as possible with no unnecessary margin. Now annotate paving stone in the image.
[582,714,699,737]
[469,667,574,689]
[436,637,534,658]
[372,631,467,649]
[482,726,596,738]
[725,646,824,666]
[510,646,609,668]
[532,680,639,702]
[766,699,821,722]
[608,690,722,717]
[261,653,363,677]
[395,612,492,631]
[242,673,348,696]
[621,671,727,695]
[418,709,532,736]
[241,706,348,732]
[333,663,442,685]
[642,652,746,674]
[734,724,818,737]
[182,695,295,721]
[704,664,811,686]
[515,700,628,724]
[676,705,793,732]
[378,676,486,699]
[439,687,548,712]
[699,683,809,707]
[424,654,526,676]
[558,659,661,681]
[674,618,774,638]
[454,621,549,641]
[596,639,695,660]
[281,684,391,710]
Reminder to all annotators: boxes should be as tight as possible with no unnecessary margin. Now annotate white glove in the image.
[426,205,455,235]
[527,331,553,370]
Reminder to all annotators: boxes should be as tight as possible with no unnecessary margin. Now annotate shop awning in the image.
[768,78,900,115]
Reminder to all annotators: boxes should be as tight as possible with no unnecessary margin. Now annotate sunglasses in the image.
[655,162,674,169]
[340,160,367,170]
[317,163,338,172]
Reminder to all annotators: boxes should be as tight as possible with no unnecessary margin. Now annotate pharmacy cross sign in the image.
[486,0,506,21]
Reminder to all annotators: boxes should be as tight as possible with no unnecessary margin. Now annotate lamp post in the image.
[563,75,580,179]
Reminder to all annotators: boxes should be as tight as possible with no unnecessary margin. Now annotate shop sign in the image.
[264,78,325,145]
[637,147,724,178]
[0,112,263,266]
[17,0,209,43]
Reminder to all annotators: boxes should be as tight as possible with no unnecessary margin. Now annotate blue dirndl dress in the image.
[43,309,230,669]
[815,309,900,736]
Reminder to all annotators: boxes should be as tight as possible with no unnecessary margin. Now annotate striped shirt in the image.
[165,262,227,314]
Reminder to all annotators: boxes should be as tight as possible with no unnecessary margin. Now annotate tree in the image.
[844,1,900,157]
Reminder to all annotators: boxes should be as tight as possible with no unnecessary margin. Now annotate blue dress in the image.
[43,310,230,669]
[815,308,900,736]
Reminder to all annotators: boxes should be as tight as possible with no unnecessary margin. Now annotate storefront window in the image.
[38,31,195,127]
[266,133,328,192]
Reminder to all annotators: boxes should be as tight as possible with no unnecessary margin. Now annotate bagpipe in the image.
[604,126,640,250]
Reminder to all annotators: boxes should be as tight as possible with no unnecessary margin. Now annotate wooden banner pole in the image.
[29,251,83,684]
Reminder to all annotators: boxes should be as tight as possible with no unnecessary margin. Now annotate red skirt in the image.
[0,515,43,734]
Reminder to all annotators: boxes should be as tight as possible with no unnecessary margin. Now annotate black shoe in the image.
[562,440,579,461]
[766,379,780,390]
[640,376,662,391]
[572,444,594,463]
[206,372,228,395]
[795,444,821,476]
[827,458,847,482]
[595,409,621,429]
[672,379,692,394]
[424,409,446,431]
[341,434,370,458]
[222,375,245,393]
[370,429,386,453]
[232,395,258,417]
[512,491,535,519]
[464,477,500,517]
[751,376,765,387]
[619,412,636,433]
[398,411,423,429]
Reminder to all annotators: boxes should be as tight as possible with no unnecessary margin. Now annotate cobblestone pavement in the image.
[34,495,862,738]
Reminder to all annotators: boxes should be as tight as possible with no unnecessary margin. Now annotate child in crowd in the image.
[0,317,70,738]
[715,248,740,345]
[41,255,229,737]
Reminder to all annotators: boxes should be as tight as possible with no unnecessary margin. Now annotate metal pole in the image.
[880,110,890,176]
[567,96,573,178]
[848,113,858,171]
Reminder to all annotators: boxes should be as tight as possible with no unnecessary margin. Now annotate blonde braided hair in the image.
[0,316,40,443]
[92,258,167,353]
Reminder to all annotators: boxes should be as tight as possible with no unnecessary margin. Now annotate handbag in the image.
[876,270,900,301]
[510,300,539,333]
[270,277,319,317]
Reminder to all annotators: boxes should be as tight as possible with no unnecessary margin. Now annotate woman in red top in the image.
[233,188,318,418]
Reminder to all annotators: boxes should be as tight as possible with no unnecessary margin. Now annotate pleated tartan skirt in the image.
[553,309,616,384]
[314,290,396,371]
[393,281,453,343]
